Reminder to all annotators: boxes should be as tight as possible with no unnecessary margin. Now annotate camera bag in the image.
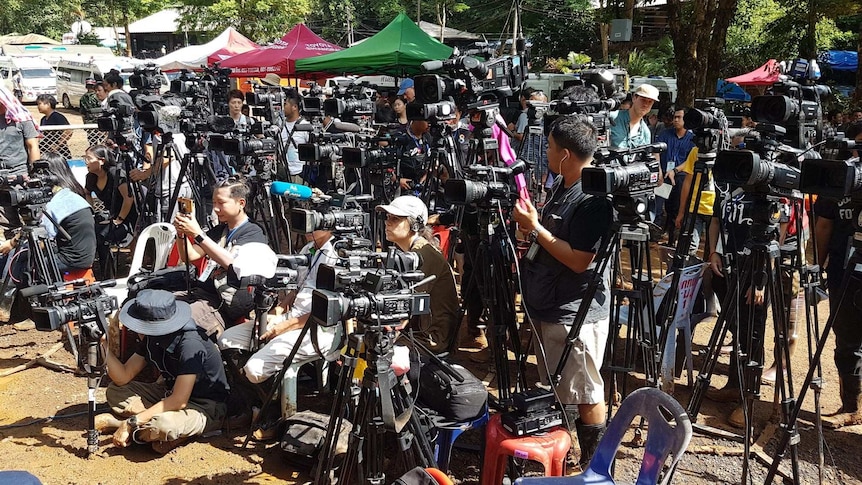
[127,265,197,299]
[416,360,487,421]
[280,411,352,468]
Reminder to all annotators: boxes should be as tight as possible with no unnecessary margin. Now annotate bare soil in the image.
[1,106,859,484]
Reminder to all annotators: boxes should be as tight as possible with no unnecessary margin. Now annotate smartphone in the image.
[178,197,194,215]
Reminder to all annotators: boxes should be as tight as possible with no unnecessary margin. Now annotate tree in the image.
[177,0,314,44]
[522,0,597,63]
[667,0,738,107]
[434,0,470,42]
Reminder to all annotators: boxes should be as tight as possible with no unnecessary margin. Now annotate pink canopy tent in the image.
[207,31,260,65]
[157,27,258,71]
[219,24,341,77]
[726,59,781,86]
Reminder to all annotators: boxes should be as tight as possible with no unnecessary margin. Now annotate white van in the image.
[56,57,139,109]
[0,56,56,103]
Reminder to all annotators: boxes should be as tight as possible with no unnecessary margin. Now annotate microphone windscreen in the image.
[270,181,313,200]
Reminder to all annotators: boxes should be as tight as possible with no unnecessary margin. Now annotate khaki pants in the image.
[106,380,226,442]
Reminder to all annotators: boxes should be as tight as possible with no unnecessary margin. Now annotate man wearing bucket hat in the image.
[96,289,230,454]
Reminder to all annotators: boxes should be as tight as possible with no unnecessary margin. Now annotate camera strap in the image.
[285,117,305,150]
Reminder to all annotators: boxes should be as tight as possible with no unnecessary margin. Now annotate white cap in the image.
[633,84,660,102]
[376,195,429,226]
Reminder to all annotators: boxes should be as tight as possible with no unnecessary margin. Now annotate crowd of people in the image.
[0,67,860,481]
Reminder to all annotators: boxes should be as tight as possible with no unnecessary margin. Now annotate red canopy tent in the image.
[207,30,260,65]
[219,24,341,77]
[726,59,781,86]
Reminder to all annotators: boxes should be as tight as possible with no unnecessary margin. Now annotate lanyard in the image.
[224,219,249,247]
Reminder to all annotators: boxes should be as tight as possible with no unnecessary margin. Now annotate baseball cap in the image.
[376,195,428,226]
[633,84,660,102]
[85,78,98,87]
[397,78,414,96]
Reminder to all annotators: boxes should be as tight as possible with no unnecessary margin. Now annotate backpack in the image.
[416,360,488,421]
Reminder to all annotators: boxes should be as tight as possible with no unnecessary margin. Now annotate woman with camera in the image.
[84,144,137,279]
[0,152,96,286]
[377,195,459,354]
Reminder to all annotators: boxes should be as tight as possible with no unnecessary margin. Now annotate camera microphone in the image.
[270,181,313,200]
[421,60,445,72]
[331,121,362,133]
[293,123,316,132]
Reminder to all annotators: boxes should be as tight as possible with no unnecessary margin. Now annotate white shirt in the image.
[280,117,310,176]
[288,237,338,319]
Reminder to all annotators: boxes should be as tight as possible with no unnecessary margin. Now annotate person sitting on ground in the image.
[96,289,229,454]
[173,175,268,340]
[377,195,459,354]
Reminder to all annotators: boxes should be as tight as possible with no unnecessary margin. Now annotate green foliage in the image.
[523,0,597,61]
[307,0,407,45]
[76,31,103,45]
[623,37,675,77]
[177,0,313,44]
[0,0,79,40]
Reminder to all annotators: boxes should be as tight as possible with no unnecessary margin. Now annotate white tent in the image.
[155,26,257,71]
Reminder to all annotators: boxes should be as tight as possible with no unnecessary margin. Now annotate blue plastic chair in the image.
[514,387,692,485]
[433,403,490,473]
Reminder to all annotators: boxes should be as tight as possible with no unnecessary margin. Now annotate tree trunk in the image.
[855,21,862,106]
[800,0,818,59]
[601,22,610,62]
[668,0,703,107]
[705,0,738,99]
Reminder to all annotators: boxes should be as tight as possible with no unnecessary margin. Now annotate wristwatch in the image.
[127,415,139,429]
[194,234,205,244]
[528,229,540,242]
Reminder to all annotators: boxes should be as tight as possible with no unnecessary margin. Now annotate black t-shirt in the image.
[814,197,856,289]
[136,326,230,402]
[199,220,268,321]
[40,111,71,159]
[58,207,97,269]
[521,179,614,324]
[85,166,138,225]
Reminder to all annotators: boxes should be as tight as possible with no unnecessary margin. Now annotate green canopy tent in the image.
[294,13,453,76]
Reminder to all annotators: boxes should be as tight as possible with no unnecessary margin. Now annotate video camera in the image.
[444,160,527,207]
[414,53,527,113]
[310,247,431,330]
[318,245,420,291]
[289,193,371,235]
[24,279,118,333]
[583,142,665,221]
[245,254,310,291]
[128,63,163,94]
[324,84,376,120]
[96,102,135,134]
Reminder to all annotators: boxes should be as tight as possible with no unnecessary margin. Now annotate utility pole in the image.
[511,0,520,55]
[417,0,421,22]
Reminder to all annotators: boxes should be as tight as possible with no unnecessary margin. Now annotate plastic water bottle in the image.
[809,59,821,80]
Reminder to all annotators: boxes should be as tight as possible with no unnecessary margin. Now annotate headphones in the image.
[410,214,425,232]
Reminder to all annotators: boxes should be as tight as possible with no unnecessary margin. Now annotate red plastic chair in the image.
[481,413,571,485]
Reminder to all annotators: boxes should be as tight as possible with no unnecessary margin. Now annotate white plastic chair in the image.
[127,223,177,277]
[657,263,707,392]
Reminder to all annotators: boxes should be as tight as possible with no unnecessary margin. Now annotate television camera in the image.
[583,142,665,221]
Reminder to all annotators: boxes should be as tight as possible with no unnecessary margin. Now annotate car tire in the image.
[62,93,72,109]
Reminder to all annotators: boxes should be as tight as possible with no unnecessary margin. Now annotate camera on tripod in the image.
[318,244,419,291]
[25,279,118,332]
[800,154,862,199]
[750,67,830,149]
[289,193,371,234]
[415,52,526,111]
[0,167,56,207]
[582,142,665,221]
[96,103,135,133]
[128,63,163,93]
[245,254,310,292]
[444,160,527,206]
[310,248,431,330]
[323,85,376,120]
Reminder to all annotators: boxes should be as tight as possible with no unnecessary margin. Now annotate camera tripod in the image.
[419,123,464,211]
[141,132,194,226]
[314,327,437,485]
[551,203,662,412]
[685,195,802,485]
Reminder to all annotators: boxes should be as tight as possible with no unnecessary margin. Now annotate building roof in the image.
[417,21,480,41]
[0,33,60,46]
[128,8,181,34]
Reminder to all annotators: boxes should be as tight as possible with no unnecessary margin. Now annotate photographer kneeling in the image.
[173,175,268,340]
[377,196,459,354]
[0,153,96,286]
[96,289,229,454]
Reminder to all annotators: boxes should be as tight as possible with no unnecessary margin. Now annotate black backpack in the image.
[416,360,488,421]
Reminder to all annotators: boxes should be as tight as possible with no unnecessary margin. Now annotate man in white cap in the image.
[376,195,459,354]
[397,78,415,103]
[610,83,660,150]
[96,289,230,454]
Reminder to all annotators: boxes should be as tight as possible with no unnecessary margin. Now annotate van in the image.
[0,56,56,103]
[56,57,138,109]
[630,76,677,105]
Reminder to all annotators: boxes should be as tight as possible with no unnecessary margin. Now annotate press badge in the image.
[198,258,218,281]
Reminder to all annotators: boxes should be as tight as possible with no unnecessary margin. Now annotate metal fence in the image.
[39,124,108,160]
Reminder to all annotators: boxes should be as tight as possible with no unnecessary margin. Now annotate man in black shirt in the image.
[174,176,269,339]
[514,114,613,469]
[814,196,862,428]
[97,290,229,454]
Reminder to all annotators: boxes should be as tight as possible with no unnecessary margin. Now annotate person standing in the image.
[513,114,614,469]
[36,94,72,160]
[610,84,659,150]
[279,89,309,184]
[655,107,695,242]
[80,78,103,146]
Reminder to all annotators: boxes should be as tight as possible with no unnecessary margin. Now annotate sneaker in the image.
[151,437,189,454]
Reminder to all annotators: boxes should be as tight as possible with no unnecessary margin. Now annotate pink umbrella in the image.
[218,24,341,77]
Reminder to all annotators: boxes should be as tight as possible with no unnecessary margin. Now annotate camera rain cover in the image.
[232,242,278,278]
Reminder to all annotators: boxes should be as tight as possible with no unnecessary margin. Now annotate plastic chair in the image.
[281,356,329,418]
[482,414,571,485]
[514,387,693,485]
[433,403,490,473]
[128,223,177,277]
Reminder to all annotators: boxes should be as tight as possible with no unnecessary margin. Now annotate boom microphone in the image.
[331,121,362,133]
[270,181,313,200]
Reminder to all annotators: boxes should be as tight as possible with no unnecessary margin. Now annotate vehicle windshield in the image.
[21,69,55,78]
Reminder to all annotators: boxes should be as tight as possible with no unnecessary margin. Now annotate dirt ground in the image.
[0,106,860,484]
